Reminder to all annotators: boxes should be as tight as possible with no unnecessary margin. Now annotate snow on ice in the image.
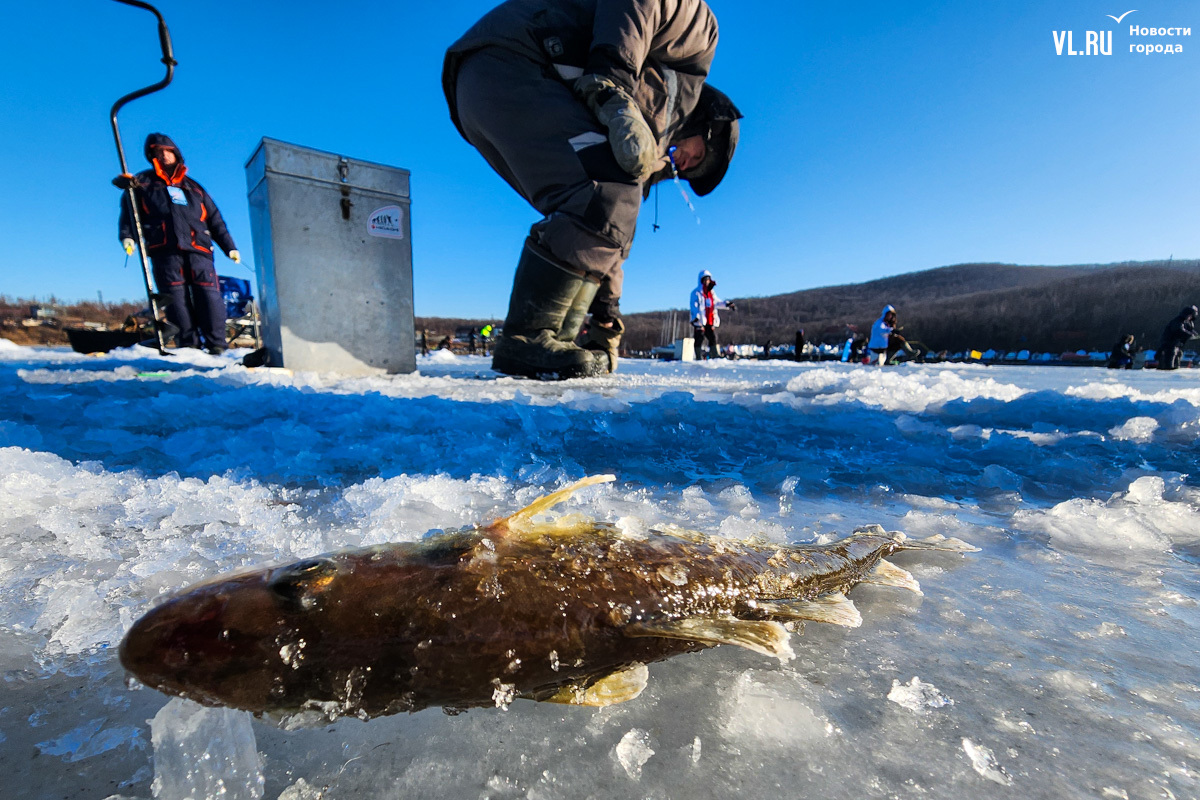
[1,345,1199,799]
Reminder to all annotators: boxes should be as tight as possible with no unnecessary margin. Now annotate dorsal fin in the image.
[625,617,794,662]
[493,475,615,534]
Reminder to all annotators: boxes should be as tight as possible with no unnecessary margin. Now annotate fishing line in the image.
[667,147,702,226]
[123,249,253,278]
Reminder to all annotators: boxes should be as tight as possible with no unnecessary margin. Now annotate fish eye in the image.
[269,558,338,610]
[288,558,332,576]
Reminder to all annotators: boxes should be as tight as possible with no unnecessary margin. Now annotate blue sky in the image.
[1,1,1197,318]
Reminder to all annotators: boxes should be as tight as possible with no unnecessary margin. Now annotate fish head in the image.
[119,556,344,713]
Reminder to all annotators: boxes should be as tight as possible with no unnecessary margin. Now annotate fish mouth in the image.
[119,593,225,691]
[118,576,287,711]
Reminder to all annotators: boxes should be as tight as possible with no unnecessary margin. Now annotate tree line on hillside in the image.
[898,268,1198,353]
[622,261,1200,354]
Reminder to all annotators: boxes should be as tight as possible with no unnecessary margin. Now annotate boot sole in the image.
[492,353,606,380]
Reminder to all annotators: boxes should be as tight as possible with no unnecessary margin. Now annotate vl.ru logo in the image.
[1052,10,1128,55]
[1052,29,1113,55]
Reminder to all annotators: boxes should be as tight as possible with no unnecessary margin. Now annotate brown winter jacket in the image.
[443,0,718,153]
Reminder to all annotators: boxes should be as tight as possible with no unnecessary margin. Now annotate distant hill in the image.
[622,260,1200,354]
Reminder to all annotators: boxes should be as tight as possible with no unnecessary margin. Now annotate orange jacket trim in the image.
[151,158,189,187]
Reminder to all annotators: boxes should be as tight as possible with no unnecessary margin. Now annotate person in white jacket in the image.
[867,304,914,365]
[690,270,736,359]
[867,305,895,363]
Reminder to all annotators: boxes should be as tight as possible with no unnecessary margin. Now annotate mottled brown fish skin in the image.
[119,525,904,720]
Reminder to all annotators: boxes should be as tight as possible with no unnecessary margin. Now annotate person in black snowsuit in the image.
[1107,334,1134,370]
[1156,306,1197,370]
[118,133,240,353]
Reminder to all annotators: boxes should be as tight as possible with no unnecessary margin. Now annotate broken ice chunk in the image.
[887,677,953,714]
[962,737,1013,786]
[614,728,655,780]
[278,777,323,800]
[149,698,264,800]
[35,717,142,763]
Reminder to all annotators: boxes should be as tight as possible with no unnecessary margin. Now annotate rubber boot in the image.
[582,316,624,373]
[556,278,601,343]
[492,241,607,379]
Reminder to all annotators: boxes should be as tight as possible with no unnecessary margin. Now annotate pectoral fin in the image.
[542,663,649,706]
[759,592,863,628]
[625,617,794,662]
[862,559,923,595]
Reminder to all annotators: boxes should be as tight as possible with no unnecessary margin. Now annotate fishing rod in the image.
[109,0,176,354]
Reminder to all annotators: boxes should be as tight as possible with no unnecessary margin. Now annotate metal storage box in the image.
[245,138,415,375]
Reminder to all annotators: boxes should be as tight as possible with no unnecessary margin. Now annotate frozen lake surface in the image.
[2,340,1199,800]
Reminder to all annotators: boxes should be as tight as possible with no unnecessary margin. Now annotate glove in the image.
[574,75,659,181]
[726,301,737,311]
[122,238,136,256]
[112,174,136,189]
[582,316,624,374]
[229,250,241,264]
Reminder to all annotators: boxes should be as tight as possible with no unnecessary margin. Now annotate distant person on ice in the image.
[690,269,735,360]
[867,305,915,365]
[1156,305,1197,370]
[443,0,742,379]
[1107,334,1135,370]
[118,133,240,354]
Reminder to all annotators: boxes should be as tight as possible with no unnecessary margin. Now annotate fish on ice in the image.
[119,475,978,723]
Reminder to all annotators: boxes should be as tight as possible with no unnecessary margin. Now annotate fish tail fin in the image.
[892,532,980,554]
[502,475,616,528]
[852,525,980,553]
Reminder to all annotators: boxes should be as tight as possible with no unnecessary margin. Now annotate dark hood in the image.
[143,133,184,166]
[676,84,743,197]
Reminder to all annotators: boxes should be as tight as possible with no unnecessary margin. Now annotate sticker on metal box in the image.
[367,205,404,239]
